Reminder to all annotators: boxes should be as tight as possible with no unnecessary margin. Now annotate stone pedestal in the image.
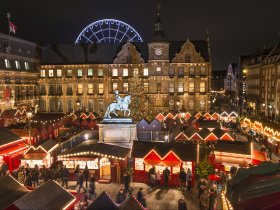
[98,118,136,148]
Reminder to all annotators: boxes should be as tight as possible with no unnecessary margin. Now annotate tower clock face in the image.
[155,48,162,55]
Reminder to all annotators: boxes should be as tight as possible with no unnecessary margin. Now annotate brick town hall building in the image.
[0,14,211,116]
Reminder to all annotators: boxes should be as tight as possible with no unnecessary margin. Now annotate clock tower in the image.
[148,4,170,61]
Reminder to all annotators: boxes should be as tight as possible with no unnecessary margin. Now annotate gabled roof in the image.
[137,119,150,131]
[13,180,75,210]
[39,140,58,152]
[119,195,146,210]
[22,146,48,160]
[212,127,225,138]
[198,128,211,139]
[0,128,22,147]
[42,41,209,65]
[87,191,118,210]
[0,175,28,209]
[1,109,17,118]
[184,127,196,138]
[149,119,162,130]
[214,140,251,155]
[131,141,197,161]
[59,141,131,159]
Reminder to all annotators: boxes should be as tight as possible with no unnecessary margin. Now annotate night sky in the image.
[0,0,279,70]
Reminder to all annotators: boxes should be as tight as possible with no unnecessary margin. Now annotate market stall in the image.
[21,140,58,168]
[58,141,130,183]
[131,141,197,187]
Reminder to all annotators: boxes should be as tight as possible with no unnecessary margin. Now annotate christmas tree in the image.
[129,71,148,121]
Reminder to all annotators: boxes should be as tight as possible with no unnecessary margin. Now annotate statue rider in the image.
[115,90,123,111]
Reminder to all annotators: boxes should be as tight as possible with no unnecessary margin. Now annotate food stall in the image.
[131,141,198,187]
[58,140,130,183]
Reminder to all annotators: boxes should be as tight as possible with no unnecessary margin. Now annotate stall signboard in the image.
[63,160,75,168]
[100,157,110,167]
[76,160,87,169]
[135,158,144,171]
[87,159,98,169]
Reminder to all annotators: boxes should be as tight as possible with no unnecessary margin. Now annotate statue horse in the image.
[104,95,131,118]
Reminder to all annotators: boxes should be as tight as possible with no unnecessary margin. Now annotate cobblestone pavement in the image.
[68,181,203,210]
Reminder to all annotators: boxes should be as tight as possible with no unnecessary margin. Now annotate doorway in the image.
[99,157,111,179]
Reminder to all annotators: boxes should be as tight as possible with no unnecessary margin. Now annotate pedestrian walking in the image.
[163,167,170,189]
[83,165,90,188]
[179,168,187,192]
[137,188,147,208]
[155,170,161,187]
[186,168,192,191]
[74,164,80,186]
[31,165,40,187]
[88,177,96,201]
[148,166,155,186]
[78,172,87,193]
[198,179,207,198]
[61,165,69,189]
[18,167,25,184]
[116,188,126,204]
[199,189,208,210]
[122,172,132,195]
[208,188,217,210]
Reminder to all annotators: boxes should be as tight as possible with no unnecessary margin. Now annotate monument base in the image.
[98,118,136,149]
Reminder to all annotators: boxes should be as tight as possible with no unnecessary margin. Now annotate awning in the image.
[252,150,267,165]
[0,144,28,156]
[21,153,47,160]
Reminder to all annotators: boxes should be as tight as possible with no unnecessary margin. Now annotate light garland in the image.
[58,151,126,161]
[221,192,233,210]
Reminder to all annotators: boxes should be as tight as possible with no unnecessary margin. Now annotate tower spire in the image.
[149,2,166,42]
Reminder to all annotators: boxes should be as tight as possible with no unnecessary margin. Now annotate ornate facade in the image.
[0,33,40,112]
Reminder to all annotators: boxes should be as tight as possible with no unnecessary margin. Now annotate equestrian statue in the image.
[104,90,131,118]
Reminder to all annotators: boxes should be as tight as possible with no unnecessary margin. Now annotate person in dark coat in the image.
[163,167,170,188]
[208,188,216,210]
[88,177,96,201]
[61,165,69,189]
[116,188,126,204]
[25,172,32,187]
[198,179,207,198]
[78,172,86,193]
[179,169,187,192]
[83,165,90,188]
[122,172,132,195]
[178,198,187,210]
[74,165,80,186]
[137,188,147,208]
[31,166,40,187]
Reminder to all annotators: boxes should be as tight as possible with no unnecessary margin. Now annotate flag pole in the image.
[6,12,11,53]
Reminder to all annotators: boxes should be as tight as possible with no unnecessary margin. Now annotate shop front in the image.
[131,141,198,187]
[58,141,130,183]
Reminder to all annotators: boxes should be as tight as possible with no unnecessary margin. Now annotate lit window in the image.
[5,59,10,68]
[98,69,103,77]
[113,83,118,91]
[169,67,175,75]
[88,69,93,77]
[189,67,195,75]
[200,82,205,92]
[77,84,83,94]
[98,83,104,94]
[40,70,46,77]
[144,83,149,93]
[77,69,83,77]
[67,70,72,77]
[112,68,118,76]
[178,82,184,93]
[88,84,93,94]
[133,68,139,75]
[156,67,161,72]
[143,68,149,76]
[201,67,206,75]
[178,67,184,76]
[88,100,94,112]
[49,70,54,77]
[57,69,62,77]
[24,62,29,70]
[169,83,174,93]
[123,83,129,92]
[15,60,20,69]
[189,82,194,92]
[123,68,128,77]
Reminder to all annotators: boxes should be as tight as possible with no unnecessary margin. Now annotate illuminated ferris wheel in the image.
[75,19,143,44]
